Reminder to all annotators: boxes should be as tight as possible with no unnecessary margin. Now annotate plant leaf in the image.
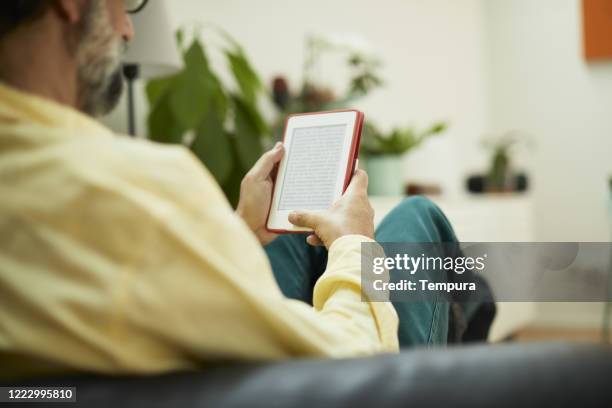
[226,49,262,106]
[145,31,269,206]
[148,93,184,144]
[237,96,269,136]
[176,29,185,53]
[146,75,176,107]
[169,41,214,129]
[221,145,245,208]
[233,96,264,169]
[191,104,233,185]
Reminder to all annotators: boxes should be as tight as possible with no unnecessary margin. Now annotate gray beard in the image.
[81,66,124,117]
[76,0,125,117]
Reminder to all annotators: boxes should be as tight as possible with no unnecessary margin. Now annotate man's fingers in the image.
[247,142,284,180]
[306,234,324,247]
[288,211,321,229]
[346,169,369,194]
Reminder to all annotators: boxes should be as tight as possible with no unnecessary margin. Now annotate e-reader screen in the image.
[278,124,347,211]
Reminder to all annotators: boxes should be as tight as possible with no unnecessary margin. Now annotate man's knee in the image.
[380,196,457,243]
[410,196,456,242]
[396,196,443,218]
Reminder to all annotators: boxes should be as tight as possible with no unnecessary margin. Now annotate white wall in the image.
[104,0,611,241]
[483,0,612,333]
[483,0,612,241]
[163,0,489,197]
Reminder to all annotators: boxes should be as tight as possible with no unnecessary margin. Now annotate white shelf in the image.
[370,194,535,242]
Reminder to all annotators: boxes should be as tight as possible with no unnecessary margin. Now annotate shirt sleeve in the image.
[11,139,399,374]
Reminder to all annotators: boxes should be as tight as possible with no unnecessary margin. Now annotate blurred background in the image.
[102,0,612,344]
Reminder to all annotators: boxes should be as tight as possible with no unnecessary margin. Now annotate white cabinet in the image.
[371,194,534,242]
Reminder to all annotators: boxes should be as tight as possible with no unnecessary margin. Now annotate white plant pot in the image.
[365,155,404,196]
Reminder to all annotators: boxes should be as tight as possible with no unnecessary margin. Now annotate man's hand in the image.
[288,169,375,249]
[236,142,284,246]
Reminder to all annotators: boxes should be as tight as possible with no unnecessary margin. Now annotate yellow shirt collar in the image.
[0,81,113,138]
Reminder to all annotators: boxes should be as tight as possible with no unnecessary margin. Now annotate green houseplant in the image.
[482,130,532,192]
[146,28,269,206]
[270,34,383,139]
[361,122,447,196]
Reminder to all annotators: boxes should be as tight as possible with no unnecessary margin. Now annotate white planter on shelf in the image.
[365,155,404,196]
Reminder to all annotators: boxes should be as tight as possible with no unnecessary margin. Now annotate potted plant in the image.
[270,34,383,139]
[482,130,533,193]
[145,27,269,207]
[360,122,447,196]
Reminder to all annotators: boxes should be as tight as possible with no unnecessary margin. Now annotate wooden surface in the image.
[583,0,612,60]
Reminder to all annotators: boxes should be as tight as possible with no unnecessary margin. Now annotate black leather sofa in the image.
[5,342,612,408]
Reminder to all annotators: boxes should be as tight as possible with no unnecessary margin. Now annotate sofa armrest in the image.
[7,342,612,408]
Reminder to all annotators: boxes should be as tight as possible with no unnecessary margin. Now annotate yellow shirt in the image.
[0,83,398,380]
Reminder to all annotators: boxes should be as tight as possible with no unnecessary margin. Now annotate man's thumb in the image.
[288,211,321,229]
[346,169,369,194]
[249,142,284,180]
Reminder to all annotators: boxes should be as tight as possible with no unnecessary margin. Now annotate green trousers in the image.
[265,196,463,347]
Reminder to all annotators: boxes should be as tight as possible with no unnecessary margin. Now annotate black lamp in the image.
[122,0,182,137]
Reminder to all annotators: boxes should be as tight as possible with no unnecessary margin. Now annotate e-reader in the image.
[266,109,364,233]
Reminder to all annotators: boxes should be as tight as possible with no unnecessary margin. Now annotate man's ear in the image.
[53,0,89,24]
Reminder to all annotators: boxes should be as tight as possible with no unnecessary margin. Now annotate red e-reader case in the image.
[265,109,365,234]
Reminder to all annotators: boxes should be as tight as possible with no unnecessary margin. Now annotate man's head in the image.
[0,0,140,116]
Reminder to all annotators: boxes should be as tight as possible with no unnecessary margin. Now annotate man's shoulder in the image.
[65,134,194,169]
[61,135,208,183]
[2,124,231,213]
[33,133,224,206]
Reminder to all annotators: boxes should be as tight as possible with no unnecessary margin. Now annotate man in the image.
[0,0,486,380]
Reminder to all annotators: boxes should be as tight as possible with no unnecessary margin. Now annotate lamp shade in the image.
[123,0,183,78]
